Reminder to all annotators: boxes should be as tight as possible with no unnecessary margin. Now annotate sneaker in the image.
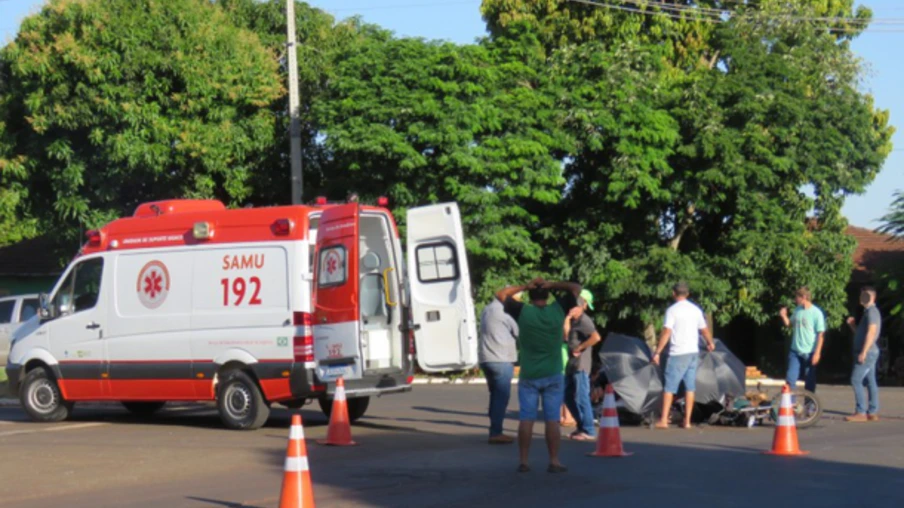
[868,414,880,422]
[845,413,868,423]
[488,434,515,444]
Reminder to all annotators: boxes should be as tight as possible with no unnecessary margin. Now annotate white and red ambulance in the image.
[6,198,477,429]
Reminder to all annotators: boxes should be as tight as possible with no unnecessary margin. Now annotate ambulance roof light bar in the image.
[86,230,103,247]
[377,196,389,207]
[314,196,327,205]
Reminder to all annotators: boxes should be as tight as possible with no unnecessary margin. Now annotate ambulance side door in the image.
[312,204,363,382]
[406,203,478,372]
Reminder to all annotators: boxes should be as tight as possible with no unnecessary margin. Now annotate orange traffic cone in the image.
[279,414,316,508]
[317,377,358,446]
[588,384,633,457]
[764,384,809,456]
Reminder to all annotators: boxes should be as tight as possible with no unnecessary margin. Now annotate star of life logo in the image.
[137,260,171,309]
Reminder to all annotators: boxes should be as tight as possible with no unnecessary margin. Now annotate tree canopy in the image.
[0,0,894,343]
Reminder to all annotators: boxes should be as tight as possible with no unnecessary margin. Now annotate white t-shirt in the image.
[663,299,707,356]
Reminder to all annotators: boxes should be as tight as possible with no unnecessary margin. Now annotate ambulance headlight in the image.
[193,221,213,240]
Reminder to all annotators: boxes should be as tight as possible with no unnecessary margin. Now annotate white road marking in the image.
[0,422,107,438]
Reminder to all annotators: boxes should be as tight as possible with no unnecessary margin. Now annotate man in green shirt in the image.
[779,286,826,392]
[497,277,581,474]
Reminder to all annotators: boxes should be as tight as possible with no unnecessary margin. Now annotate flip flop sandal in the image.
[516,464,531,473]
[547,464,568,473]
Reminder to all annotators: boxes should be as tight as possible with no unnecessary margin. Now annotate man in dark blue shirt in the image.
[845,286,882,422]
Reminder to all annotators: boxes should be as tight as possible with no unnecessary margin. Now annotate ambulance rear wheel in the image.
[20,367,73,423]
[318,396,370,423]
[217,370,270,430]
[122,402,166,417]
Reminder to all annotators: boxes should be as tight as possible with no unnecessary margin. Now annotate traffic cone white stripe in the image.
[284,456,310,472]
[777,415,796,427]
[603,394,616,409]
[335,388,346,402]
[290,425,305,440]
[600,416,619,428]
[781,393,792,407]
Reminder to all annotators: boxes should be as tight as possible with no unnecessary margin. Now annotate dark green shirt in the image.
[504,294,577,380]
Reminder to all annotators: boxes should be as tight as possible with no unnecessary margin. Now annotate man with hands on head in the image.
[496,277,581,474]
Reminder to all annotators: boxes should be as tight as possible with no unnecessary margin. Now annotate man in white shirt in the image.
[652,282,715,429]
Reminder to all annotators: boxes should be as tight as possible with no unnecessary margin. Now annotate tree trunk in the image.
[643,321,657,351]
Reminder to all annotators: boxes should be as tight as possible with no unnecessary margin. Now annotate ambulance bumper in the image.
[329,374,412,398]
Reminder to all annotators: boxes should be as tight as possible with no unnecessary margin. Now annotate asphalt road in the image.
[1,385,902,508]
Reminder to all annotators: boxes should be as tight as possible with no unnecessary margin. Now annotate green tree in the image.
[535,4,892,344]
[313,26,570,301]
[0,0,283,243]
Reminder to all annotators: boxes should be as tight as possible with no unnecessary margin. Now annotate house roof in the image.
[846,225,904,275]
[0,236,66,276]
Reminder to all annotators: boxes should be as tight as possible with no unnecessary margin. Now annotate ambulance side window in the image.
[415,242,458,283]
[53,258,104,316]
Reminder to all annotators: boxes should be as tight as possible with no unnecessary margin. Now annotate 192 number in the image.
[221,277,262,306]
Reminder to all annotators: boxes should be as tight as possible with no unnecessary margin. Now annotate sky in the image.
[0,0,901,228]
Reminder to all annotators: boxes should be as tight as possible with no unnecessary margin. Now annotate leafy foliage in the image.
[0,0,283,244]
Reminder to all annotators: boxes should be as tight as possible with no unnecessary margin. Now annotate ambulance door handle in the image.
[86,322,101,330]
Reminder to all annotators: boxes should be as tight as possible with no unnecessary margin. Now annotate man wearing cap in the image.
[497,277,581,473]
[563,290,601,441]
[652,282,715,429]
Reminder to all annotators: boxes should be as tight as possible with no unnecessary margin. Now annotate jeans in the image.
[518,374,565,422]
[480,362,514,436]
[664,353,699,394]
[565,370,596,437]
[851,349,880,415]
[786,351,817,393]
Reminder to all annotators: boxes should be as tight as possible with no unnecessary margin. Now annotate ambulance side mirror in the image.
[39,293,57,321]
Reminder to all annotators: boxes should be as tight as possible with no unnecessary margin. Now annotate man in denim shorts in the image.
[652,282,714,429]
[497,277,581,473]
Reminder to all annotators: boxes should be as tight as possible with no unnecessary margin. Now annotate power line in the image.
[566,0,904,33]
[327,1,479,13]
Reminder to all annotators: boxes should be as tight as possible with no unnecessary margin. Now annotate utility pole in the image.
[286,0,303,204]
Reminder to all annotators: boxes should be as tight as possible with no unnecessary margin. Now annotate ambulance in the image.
[5,198,478,429]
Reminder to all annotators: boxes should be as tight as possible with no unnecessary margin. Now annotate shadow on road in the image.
[245,427,904,508]
[185,497,266,508]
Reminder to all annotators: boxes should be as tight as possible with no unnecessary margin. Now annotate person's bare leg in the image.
[518,420,534,467]
[545,421,563,467]
[683,391,695,428]
[657,392,674,428]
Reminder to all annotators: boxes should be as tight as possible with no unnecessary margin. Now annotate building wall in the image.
[0,276,59,297]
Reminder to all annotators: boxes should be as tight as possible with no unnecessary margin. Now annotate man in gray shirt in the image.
[479,297,519,443]
[563,291,601,441]
[845,286,882,422]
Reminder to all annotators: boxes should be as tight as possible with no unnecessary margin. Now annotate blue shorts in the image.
[518,374,565,422]
[664,353,698,394]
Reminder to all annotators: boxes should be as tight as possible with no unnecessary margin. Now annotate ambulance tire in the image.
[217,370,270,430]
[122,402,166,417]
[318,395,370,423]
[20,367,73,423]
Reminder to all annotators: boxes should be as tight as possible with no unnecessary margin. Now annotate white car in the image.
[0,294,40,368]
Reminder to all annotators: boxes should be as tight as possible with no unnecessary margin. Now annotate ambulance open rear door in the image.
[406,203,478,372]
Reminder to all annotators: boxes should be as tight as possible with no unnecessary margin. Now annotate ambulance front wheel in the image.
[217,370,271,430]
[20,367,73,423]
[318,395,370,423]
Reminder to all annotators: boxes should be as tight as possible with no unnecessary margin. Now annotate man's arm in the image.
[859,324,878,364]
[574,331,602,356]
[812,311,827,365]
[652,328,671,365]
[543,281,582,299]
[700,326,715,352]
[779,307,791,328]
[496,282,531,303]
